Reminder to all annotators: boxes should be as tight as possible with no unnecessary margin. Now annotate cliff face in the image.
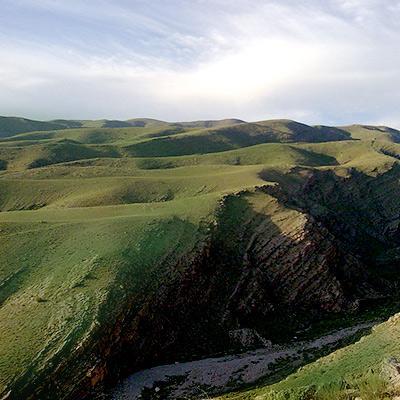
[20,165,400,399]
[263,165,400,278]
[80,167,400,398]
[70,171,394,397]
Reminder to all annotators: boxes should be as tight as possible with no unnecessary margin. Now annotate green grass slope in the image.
[341,124,400,143]
[0,117,67,138]
[1,116,400,399]
[174,118,246,128]
[0,116,173,138]
[216,313,400,400]
[0,195,218,398]
[124,120,351,158]
[0,116,244,143]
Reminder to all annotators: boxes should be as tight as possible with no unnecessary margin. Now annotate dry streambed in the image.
[110,321,377,400]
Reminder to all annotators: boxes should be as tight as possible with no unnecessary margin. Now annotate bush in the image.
[356,372,389,400]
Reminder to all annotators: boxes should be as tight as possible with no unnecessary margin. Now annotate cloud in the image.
[1,0,400,126]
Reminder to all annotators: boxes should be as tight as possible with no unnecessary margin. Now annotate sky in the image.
[1,0,400,126]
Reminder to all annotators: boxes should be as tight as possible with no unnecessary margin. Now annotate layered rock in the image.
[83,167,400,398]
[19,165,400,399]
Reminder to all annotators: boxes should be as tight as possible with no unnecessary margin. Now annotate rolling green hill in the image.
[0,116,172,138]
[1,116,400,399]
[0,116,245,140]
[0,116,67,138]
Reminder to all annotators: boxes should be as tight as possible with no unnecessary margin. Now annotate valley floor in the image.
[110,321,377,400]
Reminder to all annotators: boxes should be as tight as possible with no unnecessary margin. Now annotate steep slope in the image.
[97,168,400,382]
[0,195,220,400]
[213,166,400,399]
[3,168,400,399]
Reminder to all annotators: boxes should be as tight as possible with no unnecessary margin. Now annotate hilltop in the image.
[1,116,400,399]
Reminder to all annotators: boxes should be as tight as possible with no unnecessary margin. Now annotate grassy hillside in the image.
[123,120,351,158]
[1,116,400,399]
[341,124,400,143]
[0,116,244,141]
[215,313,400,400]
[0,117,67,138]
[0,196,218,398]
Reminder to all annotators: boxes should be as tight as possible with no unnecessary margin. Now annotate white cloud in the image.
[1,0,400,126]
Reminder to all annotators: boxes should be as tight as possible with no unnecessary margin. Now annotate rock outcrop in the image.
[81,167,400,398]
[16,165,400,399]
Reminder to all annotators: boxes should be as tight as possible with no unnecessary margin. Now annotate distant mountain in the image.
[257,119,351,142]
[175,118,246,128]
[125,118,169,127]
[124,119,353,158]
[0,116,67,137]
[2,115,400,146]
[0,116,243,137]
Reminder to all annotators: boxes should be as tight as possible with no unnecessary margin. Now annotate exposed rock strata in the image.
[19,166,400,399]
[90,167,400,397]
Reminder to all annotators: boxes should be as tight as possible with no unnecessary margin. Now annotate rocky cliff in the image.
[84,166,400,398]
[11,164,400,400]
